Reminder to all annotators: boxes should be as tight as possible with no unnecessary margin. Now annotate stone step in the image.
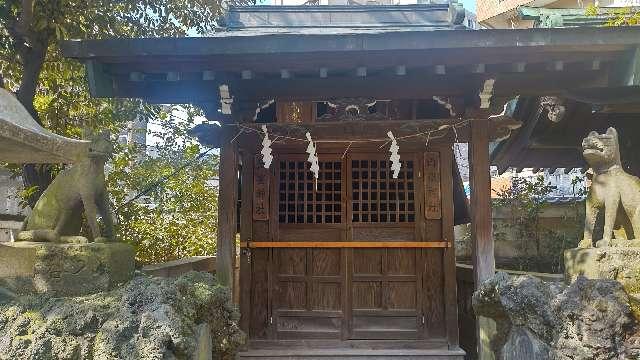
[237,348,466,359]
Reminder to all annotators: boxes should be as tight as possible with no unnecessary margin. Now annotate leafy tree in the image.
[108,108,219,265]
[0,0,232,204]
[493,175,556,270]
[0,1,244,263]
[585,4,640,26]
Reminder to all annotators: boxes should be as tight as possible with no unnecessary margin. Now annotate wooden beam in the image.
[239,241,450,248]
[611,46,640,87]
[216,142,238,288]
[106,67,610,103]
[434,65,446,75]
[472,63,486,74]
[511,62,526,73]
[280,69,291,79]
[241,70,253,80]
[166,71,181,81]
[202,70,216,80]
[86,60,115,97]
[102,49,620,77]
[228,70,608,101]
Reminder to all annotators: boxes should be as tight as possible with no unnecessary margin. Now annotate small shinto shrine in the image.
[62,3,640,358]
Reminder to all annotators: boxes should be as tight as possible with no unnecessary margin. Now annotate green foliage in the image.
[585,4,599,17]
[494,175,555,271]
[108,108,220,265]
[0,1,249,263]
[494,174,585,272]
[606,7,640,26]
[584,4,640,26]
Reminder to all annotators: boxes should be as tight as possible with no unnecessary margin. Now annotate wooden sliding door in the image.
[347,155,424,339]
[272,155,347,339]
[265,150,448,341]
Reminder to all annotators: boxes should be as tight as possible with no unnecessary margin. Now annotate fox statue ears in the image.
[588,127,618,139]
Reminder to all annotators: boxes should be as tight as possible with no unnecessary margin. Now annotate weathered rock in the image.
[0,272,244,359]
[0,241,134,297]
[473,272,640,360]
[565,246,640,319]
[553,277,636,359]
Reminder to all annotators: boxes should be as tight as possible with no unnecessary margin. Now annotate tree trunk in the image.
[16,38,53,207]
[16,39,46,124]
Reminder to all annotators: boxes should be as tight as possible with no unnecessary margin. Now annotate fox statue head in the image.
[582,127,622,173]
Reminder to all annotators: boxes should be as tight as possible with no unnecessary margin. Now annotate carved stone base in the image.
[0,241,135,297]
[565,246,640,318]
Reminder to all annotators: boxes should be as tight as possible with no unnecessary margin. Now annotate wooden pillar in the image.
[469,118,495,287]
[441,147,460,349]
[469,118,496,360]
[217,143,238,288]
[239,153,254,333]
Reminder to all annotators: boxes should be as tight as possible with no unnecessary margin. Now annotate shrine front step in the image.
[237,348,465,359]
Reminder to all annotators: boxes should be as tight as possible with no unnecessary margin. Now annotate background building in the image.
[478,0,640,28]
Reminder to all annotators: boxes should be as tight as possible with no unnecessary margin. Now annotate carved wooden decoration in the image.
[317,98,388,122]
[424,152,442,220]
[276,101,314,123]
[253,167,270,221]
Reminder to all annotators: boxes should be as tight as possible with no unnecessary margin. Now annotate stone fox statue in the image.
[580,127,640,248]
[18,133,115,243]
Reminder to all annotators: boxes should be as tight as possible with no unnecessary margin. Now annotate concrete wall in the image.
[456,202,584,271]
[492,202,583,259]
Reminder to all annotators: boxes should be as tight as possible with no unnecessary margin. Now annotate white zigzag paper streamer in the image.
[305,132,320,190]
[260,125,273,169]
[387,131,401,179]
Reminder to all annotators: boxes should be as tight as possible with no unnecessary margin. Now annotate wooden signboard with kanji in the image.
[253,167,270,221]
[424,152,442,219]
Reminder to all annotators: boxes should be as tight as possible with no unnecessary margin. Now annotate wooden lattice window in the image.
[278,160,342,224]
[351,159,415,223]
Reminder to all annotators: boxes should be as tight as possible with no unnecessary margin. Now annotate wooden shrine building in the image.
[62,4,640,358]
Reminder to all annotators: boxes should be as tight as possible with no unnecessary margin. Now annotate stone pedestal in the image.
[0,241,135,297]
[565,246,640,317]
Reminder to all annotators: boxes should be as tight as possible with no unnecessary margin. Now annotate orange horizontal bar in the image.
[240,241,450,248]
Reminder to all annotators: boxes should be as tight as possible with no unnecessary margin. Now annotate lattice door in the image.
[347,154,423,340]
[350,158,416,224]
[278,159,343,225]
[273,155,346,340]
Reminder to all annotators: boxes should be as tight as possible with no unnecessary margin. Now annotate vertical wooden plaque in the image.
[424,152,442,220]
[253,167,270,221]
